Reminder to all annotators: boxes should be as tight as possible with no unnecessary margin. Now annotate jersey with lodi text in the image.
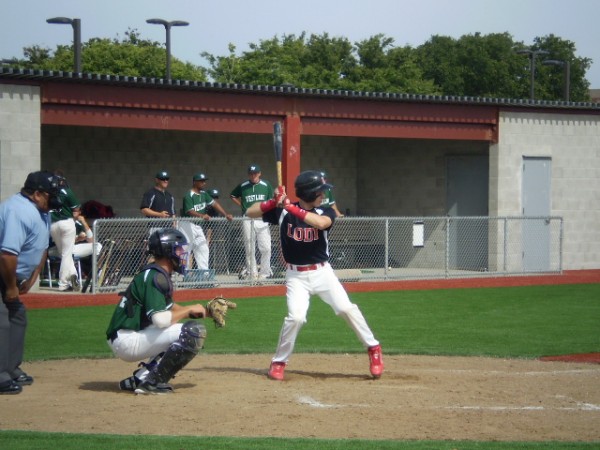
[262,204,336,265]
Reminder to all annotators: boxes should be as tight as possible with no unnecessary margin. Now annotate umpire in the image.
[0,171,61,394]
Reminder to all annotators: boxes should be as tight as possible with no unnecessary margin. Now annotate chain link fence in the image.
[87,216,563,293]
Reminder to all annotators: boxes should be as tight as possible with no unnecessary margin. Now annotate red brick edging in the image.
[21,270,600,309]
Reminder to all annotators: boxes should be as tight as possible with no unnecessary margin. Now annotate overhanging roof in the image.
[2,68,599,142]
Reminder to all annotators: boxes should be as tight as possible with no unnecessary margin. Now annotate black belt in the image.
[108,331,118,343]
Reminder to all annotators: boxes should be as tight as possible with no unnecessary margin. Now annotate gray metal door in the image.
[522,157,551,271]
[446,155,489,271]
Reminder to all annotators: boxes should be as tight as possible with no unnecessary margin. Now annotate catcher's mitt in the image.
[206,296,237,328]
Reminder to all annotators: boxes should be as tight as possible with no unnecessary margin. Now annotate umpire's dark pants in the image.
[0,279,28,385]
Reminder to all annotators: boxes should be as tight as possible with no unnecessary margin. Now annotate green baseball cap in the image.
[193,173,208,181]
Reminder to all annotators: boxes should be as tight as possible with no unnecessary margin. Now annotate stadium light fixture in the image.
[146,18,189,81]
[46,17,82,73]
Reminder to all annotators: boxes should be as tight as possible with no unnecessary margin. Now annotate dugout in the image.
[1,68,599,271]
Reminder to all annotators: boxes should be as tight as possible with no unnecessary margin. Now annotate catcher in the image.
[105,228,236,395]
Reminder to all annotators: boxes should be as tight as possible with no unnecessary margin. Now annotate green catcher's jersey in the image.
[105,266,174,339]
[230,180,274,215]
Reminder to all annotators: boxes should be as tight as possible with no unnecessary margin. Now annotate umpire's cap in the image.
[24,171,60,195]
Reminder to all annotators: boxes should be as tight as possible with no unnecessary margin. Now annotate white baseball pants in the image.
[272,262,379,363]
[50,219,77,289]
[179,222,209,270]
[107,323,184,362]
[242,218,272,277]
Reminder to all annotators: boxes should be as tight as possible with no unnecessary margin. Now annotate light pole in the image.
[146,18,189,81]
[543,59,571,102]
[46,17,81,73]
[516,48,549,100]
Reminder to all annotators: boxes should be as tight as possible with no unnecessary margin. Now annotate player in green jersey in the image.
[106,228,208,395]
[319,171,344,217]
[180,173,232,270]
[230,164,274,280]
[50,171,82,291]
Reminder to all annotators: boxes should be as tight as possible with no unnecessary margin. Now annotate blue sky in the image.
[2,0,599,89]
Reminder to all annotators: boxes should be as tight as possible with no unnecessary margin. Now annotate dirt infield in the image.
[4,270,599,442]
[2,354,599,442]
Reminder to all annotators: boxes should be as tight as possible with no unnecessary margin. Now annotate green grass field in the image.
[2,283,599,449]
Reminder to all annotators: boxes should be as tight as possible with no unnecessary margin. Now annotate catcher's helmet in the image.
[148,228,189,275]
[294,170,333,202]
[208,188,220,199]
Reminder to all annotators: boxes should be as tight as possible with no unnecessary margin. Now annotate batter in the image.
[246,170,383,380]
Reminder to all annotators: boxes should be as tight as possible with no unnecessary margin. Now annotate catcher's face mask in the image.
[171,244,189,275]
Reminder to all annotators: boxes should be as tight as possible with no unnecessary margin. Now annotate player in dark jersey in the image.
[140,170,176,218]
[246,170,383,381]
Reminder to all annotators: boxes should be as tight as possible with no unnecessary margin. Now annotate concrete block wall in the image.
[494,111,600,269]
[0,84,41,201]
[356,138,488,216]
[301,135,358,215]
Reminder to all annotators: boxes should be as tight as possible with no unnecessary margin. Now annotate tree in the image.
[416,32,591,101]
[416,33,527,98]
[349,34,439,94]
[202,32,438,94]
[203,33,359,89]
[529,34,591,102]
[10,29,207,81]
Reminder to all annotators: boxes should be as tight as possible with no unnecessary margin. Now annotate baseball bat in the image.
[98,239,115,286]
[273,122,283,186]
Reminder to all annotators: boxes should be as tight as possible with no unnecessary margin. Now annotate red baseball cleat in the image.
[368,345,384,378]
[268,361,286,381]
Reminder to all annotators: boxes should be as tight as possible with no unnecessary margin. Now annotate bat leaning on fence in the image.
[97,239,116,287]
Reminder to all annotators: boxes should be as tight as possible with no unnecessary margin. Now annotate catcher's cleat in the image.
[268,361,286,381]
[368,345,384,378]
[119,376,138,391]
[134,380,174,395]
